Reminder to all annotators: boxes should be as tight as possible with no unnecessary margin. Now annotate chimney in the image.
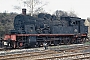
[22,9,26,15]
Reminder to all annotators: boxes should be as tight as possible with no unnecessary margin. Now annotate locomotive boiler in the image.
[3,9,88,48]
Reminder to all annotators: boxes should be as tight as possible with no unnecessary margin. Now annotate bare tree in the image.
[55,10,68,17]
[54,10,77,17]
[14,0,47,16]
[68,11,77,17]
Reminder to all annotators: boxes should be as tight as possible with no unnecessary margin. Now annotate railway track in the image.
[0,51,90,60]
[0,50,57,60]
[36,52,90,60]
[0,44,90,60]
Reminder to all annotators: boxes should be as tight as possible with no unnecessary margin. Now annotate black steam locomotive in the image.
[2,9,88,48]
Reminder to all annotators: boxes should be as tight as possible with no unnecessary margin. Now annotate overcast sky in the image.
[0,0,90,19]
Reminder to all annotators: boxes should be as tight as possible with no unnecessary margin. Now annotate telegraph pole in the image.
[31,0,33,16]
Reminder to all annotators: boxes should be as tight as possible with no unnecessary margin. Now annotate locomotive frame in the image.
[3,33,87,49]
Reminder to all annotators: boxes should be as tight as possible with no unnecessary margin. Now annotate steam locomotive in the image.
[2,9,88,48]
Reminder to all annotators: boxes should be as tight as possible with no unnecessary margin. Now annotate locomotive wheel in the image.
[35,42,39,47]
[17,42,24,49]
[81,38,86,43]
[71,38,76,44]
[37,42,43,47]
[24,44,29,48]
[59,40,63,45]
[54,40,59,46]
[47,41,51,46]
[66,39,71,44]
[63,38,68,45]
[74,38,80,44]
[53,41,57,46]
